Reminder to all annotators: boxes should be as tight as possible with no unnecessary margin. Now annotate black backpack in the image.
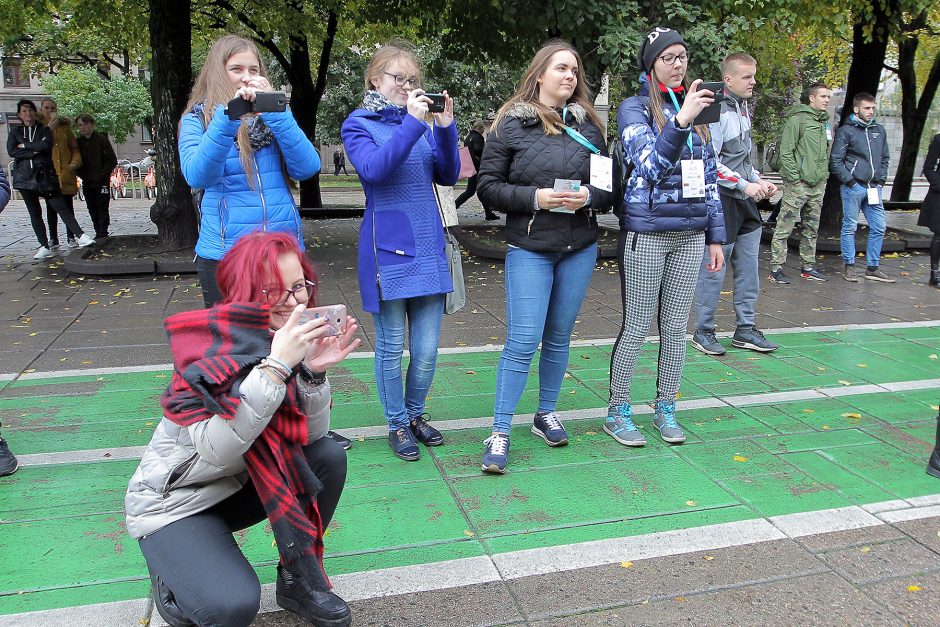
[609,96,649,217]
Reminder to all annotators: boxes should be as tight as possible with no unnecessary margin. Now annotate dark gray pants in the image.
[196,256,222,308]
[138,436,347,627]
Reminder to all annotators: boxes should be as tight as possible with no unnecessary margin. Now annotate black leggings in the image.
[931,232,940,269]
[139,436,347,627]
[196,256,222,308]
[20,191,84,248]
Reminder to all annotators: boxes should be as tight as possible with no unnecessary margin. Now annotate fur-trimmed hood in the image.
[503,101,588,125]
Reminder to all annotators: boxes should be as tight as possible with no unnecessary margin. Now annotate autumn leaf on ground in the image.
[859,546,871,553]
[620,561,634,568]
[838,380,852,385]
[703,555,715,561]
[686,500,697,507]
[841,413,862,419]
[465,370,476,375]
[907,585,922,592]
[732,455,749,462]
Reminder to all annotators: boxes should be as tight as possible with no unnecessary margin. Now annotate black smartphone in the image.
[425,93,446,113]
[225,92,288,120]
[693,82,725,126]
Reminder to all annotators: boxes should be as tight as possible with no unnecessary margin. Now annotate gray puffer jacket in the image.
[125,367,332,539]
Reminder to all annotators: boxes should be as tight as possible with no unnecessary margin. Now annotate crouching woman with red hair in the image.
[125,232,360,627]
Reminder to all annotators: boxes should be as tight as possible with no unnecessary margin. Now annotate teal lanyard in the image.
[561,105,600,154]
[664,87,695,155]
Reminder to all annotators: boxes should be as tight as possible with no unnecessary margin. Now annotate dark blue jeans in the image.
[492,243,597,433]
[372,294,445,429]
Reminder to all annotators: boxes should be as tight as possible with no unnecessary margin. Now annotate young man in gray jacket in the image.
[830,92,894,282]
[692,52,778,356]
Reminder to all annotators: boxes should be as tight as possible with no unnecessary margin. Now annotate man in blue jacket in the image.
[830,92,894,283]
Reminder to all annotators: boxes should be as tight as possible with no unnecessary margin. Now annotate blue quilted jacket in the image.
[179,105,320,260]
[341,107,459,313]
[617,82,725,244]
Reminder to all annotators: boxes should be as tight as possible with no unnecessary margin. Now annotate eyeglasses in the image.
[659,52,690,65]
[384,72,419,88]
[262,280,316,306]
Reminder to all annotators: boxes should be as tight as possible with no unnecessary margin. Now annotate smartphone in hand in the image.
[299,304,347,337]
[424,93,447,113]
[225,92,288,120]
[693,82,725,126]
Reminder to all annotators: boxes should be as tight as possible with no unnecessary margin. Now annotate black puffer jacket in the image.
[477,103,613,253]
[6,122,55,192]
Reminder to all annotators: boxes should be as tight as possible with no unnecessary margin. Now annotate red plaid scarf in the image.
[160,303,330,591]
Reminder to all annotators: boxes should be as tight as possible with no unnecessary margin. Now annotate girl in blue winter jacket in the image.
[340,43,460,461]
[179,35,321,307]
[605,28,726,448]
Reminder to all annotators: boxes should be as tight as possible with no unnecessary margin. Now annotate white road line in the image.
[15,373,939,469]
[4,320,937,380]
[3,496,938,626]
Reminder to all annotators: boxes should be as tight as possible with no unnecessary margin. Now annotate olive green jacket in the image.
[779,104,832,186]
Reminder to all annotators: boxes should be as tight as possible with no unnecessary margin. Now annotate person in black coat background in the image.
[920,132,940,288]
[454,120,497,219]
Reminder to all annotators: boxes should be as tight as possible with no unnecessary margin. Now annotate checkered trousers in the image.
[609,230,705,405]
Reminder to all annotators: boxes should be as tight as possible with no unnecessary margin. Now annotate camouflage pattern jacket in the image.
[615,83,726,245]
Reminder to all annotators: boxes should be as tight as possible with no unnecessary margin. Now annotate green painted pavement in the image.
[1,326,939,615]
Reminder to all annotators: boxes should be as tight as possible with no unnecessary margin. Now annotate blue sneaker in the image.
[653,401,686,444]
[603,403,647,447]
[388,427,420,461]
[531,411,568,446]
[482,433,510,474]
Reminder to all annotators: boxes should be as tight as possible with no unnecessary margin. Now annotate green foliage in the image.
[41,66,152,142]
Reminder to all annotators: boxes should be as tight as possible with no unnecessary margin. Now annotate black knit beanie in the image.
[637,27,687,74]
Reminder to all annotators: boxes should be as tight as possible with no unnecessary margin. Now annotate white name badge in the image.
[681,159,706,198]
[866,186,880,205]
[826,126,833,142]
[590,153,614,192]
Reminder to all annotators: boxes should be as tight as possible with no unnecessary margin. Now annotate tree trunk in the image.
[891,32,940,201]
[819,2,895,232]
[148,0,196,248]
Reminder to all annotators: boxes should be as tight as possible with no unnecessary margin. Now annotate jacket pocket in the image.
[374,210,416,265]
[162,452,199,494]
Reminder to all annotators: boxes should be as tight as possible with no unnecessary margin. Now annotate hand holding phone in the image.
[299,304,347,337]
[424,93,447,114]
[692,81,724,126]
[225,92,288,120]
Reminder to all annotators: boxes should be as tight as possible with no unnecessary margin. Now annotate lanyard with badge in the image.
[561,105,613,193]
[665,87,706,198]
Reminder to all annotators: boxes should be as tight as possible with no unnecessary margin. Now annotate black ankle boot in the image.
[930,268,940,287]
[149,572,195,627]
[276,565,351,626]
[928,407,940,479]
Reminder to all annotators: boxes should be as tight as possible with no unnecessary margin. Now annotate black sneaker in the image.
[149,572,195,627]
[389,427,420,461]
[768,269,791,284]
[410,413,444,446]
[327,431,352,450]
[276,565,351,627]
[0,436,17,477]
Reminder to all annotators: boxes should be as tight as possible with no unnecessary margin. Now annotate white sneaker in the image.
[75,234,96,248]
[33,246,55,260]
[66,237,78,248]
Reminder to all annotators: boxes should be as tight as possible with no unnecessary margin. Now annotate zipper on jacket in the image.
[864,127,875,186]
[253,154,268,230]
[162,452,199,495]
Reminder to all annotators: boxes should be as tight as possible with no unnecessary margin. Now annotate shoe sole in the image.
[801,274,827,282]
[482,463,507,474]
[531,426,568,447]
[0,463,18,477]
[603,424,647,447]
[842,275,859,282]
[276,593,351,627]
[416,436,445,447]
[928,466,940,479]
[767,276,790,285]
[691,339,726,356]
[389,445,420,461]
[731,339,778,352]
[658,432,687,444]
[864,275,896,283]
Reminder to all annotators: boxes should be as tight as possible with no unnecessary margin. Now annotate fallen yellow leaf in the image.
[838,380,852,386]
[620,561,634,568]
[859,546,871,553]
[803,409,815,414]
[856,363,867,368]
[907,585,922,592]
[464,530,476,537]
[686,500,697,507]
[703,555,715,561]
[732,455,749,462]
[465,370,476,375]
[841,413,862,419]
[821,425,831,430]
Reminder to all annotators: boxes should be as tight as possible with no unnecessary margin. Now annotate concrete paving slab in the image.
[795,523,906,553]
[529,572,900,626]
[893,516,940,554]
[861,568,940,627]
[820,538,940,584]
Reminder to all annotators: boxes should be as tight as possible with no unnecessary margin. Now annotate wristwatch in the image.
[298,363,326,385]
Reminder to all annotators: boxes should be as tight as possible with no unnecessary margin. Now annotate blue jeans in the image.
[372,294,445,430]
[840,184,886,268]
[492,243,598,433]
